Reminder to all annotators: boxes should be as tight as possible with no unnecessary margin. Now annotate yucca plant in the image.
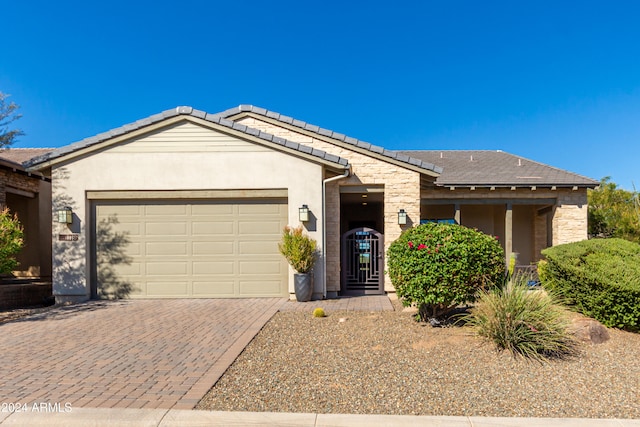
[463,275,578,362]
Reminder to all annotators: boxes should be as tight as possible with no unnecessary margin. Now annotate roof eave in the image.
[26,111,350,173]
[433,183,598,189]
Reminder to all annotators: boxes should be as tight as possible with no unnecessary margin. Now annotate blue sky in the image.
[2,1,639,189]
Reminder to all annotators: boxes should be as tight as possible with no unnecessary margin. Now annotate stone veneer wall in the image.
[0,169,42,206]
[552,190,589,245]
[236,117,422,292]
[0,282,52,309]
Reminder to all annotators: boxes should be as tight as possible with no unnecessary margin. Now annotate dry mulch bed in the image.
[197,300,640,418]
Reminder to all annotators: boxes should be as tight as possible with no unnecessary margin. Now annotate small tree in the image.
[0,92,24,148]
[0,208,24,274]
[387,223,505,321]
[588,177,640,243]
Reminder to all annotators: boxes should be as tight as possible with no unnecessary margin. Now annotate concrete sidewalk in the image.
[0,408,638,426]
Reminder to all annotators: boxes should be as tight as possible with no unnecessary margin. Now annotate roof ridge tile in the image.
[216,105,442,174]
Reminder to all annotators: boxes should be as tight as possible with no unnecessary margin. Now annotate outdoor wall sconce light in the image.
[57,207,73,224]
[398,209,407,225]
[299,204,310,222]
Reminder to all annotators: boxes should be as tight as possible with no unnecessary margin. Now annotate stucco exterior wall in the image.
[236,117,421,292]
[534,209,549,261]
[50,121,326,302]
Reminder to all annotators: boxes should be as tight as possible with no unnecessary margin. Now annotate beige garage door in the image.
[93,199,288,298]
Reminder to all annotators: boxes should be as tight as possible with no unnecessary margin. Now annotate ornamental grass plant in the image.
[464,275,578,362]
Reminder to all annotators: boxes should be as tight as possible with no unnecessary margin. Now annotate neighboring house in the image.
[0,148,52,278]
[25,106,598,303]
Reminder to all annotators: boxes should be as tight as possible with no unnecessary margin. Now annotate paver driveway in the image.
[0,298,285,410]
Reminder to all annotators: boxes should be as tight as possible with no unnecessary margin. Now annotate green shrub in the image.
[387,223,505,321]
[463,276,578,361]
[540,238,640,331]
[0,208,24,275]
[278,226,317,274]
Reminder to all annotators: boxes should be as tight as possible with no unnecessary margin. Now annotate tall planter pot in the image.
[294,273,313,302]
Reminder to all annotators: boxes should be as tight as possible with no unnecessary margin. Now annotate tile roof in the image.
[215,105,443,175]
[399,150,599,187]
[24,107,349,169]
[0,148,54,165]
[21,105,597,188]
[0,148,52,179]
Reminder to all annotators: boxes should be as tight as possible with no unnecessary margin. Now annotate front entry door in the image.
[341,227,384,295]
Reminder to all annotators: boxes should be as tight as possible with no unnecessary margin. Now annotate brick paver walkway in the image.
[0,298,285,410]
[279,295,394,312]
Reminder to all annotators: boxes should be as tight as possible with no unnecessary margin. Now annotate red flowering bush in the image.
[387,223,505,321]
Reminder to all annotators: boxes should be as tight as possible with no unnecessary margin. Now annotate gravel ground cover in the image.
[197,300,640,418]
[0,304,56,323]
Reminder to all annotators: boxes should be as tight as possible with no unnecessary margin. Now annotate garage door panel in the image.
[146,262,188,275]
[118,262,142,276]
[146,222,187,236]
[121,242,142,256]
[192,281,235,296]
[95,198,288,298]
[116,222,142,236]
[145,205,188,216]
[100,218,142,235]
[191,204,234,215]
[239,260,282,275]
[238,203,283,215]
[240,220,281,234]
[146,281,189,296]
[192,241,234,255]
[192,261,235,275]
[191,221,234,235]
[240,280,282,295]
[98,205,143,216]
[239,241,278,255]
[146,241,188,255]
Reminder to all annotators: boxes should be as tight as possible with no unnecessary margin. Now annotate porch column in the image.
[454,203,461,224]
[505,203,513,265]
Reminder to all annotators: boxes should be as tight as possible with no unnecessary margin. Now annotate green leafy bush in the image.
[0,208,24,275]
[387,223,505,320]
[278,226,317,274]
[463,275,578,361]
[540,238,640,331]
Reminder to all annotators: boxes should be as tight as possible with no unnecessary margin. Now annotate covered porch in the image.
[421,194,555,266]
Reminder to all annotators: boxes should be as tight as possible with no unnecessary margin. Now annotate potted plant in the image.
[278,225,318,301]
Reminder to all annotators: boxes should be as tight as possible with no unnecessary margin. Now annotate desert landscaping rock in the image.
[571,318,611,344]
[197,301,640,418]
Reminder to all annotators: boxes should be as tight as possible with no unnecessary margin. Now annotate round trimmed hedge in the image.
[387,223,505,320]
